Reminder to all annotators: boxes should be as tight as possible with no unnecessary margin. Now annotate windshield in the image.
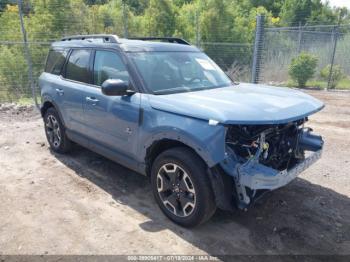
[129,52,232,94]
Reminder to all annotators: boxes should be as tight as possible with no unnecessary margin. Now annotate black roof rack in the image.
[61,34,119,43]
[129,37,190,45]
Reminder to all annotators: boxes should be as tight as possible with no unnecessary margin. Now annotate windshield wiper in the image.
[224,73,240,85]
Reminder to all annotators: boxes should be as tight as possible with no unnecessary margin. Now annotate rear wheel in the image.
[151,147,216,227]
[44,107,72,153]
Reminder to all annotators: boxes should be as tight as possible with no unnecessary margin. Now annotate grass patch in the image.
[285,77,350,90]
[17,95,41,106]
[0,94,41,105]
[336,78,350,89]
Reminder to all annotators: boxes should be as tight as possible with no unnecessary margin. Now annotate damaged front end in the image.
[220,118,323,209]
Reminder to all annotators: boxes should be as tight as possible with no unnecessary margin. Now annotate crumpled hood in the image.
[147,83,324,124]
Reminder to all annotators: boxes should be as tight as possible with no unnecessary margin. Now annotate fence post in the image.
[17,0,39,109]
[297,21,303,53]
[327,26,339,89]
[122,0,128,38]
[195,9,200,48]
[251,15,265,84]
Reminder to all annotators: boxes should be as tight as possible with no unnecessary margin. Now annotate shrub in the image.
[288,53,318,88]
[320,64,344,89]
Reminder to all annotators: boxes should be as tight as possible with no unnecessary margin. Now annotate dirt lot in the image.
[0,90,349,257]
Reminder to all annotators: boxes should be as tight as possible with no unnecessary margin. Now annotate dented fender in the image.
[138,94,227,168]
[140,125,226,167]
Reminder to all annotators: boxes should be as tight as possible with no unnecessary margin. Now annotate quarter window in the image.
[65,49,92,83]
[93,50,129,86]
[45,49,67,75]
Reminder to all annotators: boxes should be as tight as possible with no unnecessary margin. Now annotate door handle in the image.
[85,96,99,105]
[55,88,64,96]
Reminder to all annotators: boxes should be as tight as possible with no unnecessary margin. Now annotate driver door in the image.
[82,49,141,160]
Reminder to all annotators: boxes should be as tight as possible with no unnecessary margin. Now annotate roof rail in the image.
[61,34,119,43]
[129,37,190,45]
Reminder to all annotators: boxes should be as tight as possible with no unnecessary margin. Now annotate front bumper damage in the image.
[220,128,324,208]
[239,149,322,191]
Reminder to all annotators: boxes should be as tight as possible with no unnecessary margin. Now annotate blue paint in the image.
[40,38,325,210]
[148,83,324,125]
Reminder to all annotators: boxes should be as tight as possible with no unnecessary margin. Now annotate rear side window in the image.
[93,50,129,86]
[65,49,92,83]
[45,49,67,75]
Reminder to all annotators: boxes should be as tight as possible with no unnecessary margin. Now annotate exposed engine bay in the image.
[225,118,322,171]
[221,118,324,208]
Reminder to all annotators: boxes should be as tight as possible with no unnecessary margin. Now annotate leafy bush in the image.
[320,64,344,89]
[288,53,318,88]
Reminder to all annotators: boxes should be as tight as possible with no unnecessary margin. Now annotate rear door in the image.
[60,49,93,134]
[40,48,68,120]
[82,49,141,160]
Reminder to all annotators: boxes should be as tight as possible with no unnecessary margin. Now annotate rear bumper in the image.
[239,149,322,190]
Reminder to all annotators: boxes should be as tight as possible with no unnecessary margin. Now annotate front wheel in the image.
[151,147,216,227]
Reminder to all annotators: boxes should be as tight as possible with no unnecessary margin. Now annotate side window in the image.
[65,49,92,83]
[93,50,129,86]
[45,49,67,75]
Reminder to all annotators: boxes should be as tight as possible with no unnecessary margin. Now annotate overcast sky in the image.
[323,0,350,9]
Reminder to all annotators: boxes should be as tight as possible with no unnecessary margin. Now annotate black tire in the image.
[151,147,216,227]
[44,107,72,153]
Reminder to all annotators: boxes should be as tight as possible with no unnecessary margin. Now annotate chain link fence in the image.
[0,40,253,103]
[259,23,350,89]
[201,42,253,82]
[1,2,349,105]
[0,0,254,104]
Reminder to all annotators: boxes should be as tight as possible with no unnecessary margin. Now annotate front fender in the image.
[138,107,226,167]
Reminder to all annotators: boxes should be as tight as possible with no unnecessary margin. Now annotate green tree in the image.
[83,0,108,5]
[143,0,176,37]
[0,0,347,102]
[173,0,194,7]
[175,1,199,42]
[0,4,22,41]
[280,0,313,25]
[307,0,337,25]
[0,46,28,100]
[127,0,149,15]
[200,0,232,42]
[250,0,283,17]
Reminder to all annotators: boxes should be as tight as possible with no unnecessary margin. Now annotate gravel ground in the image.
[0,90,349,257]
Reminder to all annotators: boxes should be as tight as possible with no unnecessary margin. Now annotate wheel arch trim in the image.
[41,96,66,127]
[142,127,225,172]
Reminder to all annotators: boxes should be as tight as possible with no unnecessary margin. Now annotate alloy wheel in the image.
[45,114,61,148]
[156,163,196,217]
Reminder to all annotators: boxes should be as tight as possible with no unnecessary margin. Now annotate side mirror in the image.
[101,79,134,96]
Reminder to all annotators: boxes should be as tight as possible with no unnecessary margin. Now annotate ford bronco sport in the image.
[39,34,324,227]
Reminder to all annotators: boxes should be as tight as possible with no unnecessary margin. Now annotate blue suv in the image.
[39,34,324,227]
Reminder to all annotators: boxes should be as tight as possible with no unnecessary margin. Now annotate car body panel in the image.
[82,84,141,160]
[148,83,324,124]
[137,94,226,168]
[40,73,85,134]
[237,149,322,191]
